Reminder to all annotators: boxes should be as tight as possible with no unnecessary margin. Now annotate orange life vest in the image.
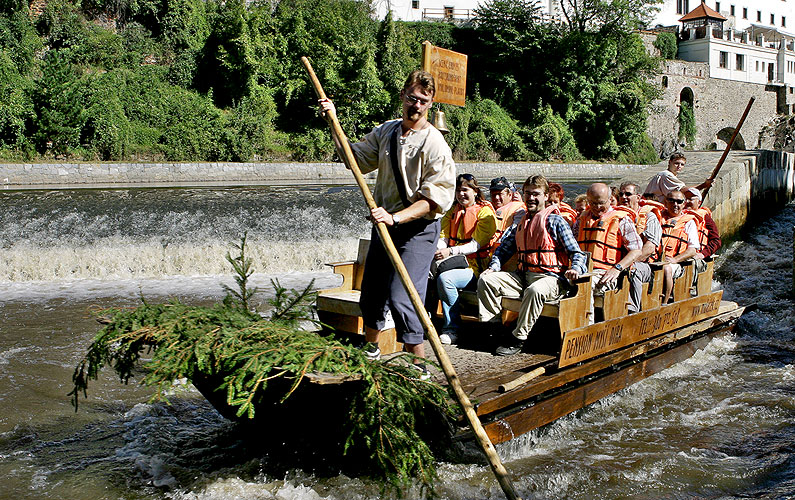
[557,202,578,227]
[660,212,698,259]
[490,200,524,254]
[449,201,495,261]
[684,207,711,249]
[637,200,664,235]
[516,205,570,274]
[577,207,634,270]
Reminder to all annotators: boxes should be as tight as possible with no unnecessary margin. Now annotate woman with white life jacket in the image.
[488,177,525,269]
[659,189,700,303]
[435,174,497,344]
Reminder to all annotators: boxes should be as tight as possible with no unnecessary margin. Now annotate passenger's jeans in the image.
[436,267,476,331]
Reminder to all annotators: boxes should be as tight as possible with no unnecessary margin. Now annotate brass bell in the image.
[431,108,450,135]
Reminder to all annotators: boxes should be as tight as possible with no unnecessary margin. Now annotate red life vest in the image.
[637,200,664,235]
[660,212,697,259]
[516,205,570,274]
[449,201,496,261]
[557,202,578,227]
[684,207,711,249]
[577,207,634,270]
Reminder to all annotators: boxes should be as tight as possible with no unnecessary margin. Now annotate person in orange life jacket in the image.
[573,194,588,217]
[617,181,663,313]
[645,152,714,203]
[435,174,498,345]
[548,182,578,227]
[574,183,642,322]
[659,189,700,304]
[319,70,456,377]
[489,176,526,244]
[683,186,721,285]
[477,175,588,356]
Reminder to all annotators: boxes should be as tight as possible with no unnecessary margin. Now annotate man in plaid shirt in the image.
[478,175,587,356]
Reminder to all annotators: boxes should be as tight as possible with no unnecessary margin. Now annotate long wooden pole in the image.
[702,97,754,201]
[301,56,521,500]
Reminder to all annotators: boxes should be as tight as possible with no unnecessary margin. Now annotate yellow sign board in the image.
[422,41,467,107]
[558,290,724,368]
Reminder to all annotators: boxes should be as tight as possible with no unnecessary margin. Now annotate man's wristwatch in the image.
[613,263,623,271]
[392,214,402,226]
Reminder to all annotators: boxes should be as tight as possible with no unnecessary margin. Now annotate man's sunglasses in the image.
[667,198,685,204]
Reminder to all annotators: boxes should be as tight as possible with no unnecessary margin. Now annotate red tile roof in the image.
[679,1,727,22]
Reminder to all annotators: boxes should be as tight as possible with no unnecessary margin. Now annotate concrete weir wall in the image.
[1,151,793,238]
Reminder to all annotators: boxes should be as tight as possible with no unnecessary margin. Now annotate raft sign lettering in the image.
[559,291,724,368]
[422,41,467,107]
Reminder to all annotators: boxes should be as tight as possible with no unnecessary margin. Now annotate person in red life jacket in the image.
[659,189,701,303]
[319,70,456,380]
[617,181,663,313]
[435,174,498,345]
[645,152,713,203]
[477,175,587,356]
[548,182,578,227]
[573,194,588,217]
[683,186,721,286]
[574,183,642,322]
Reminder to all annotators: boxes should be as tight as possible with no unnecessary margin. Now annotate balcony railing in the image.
[422,8,475,23]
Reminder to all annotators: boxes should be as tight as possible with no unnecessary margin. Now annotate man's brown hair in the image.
[403,70,435,97]
[669,152,686,162]
[522,174,549,194]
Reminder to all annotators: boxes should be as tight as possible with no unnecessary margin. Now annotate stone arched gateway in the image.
[678,87,696,146]
[717,127,746,150]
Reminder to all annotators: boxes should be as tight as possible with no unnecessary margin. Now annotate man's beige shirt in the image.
[352,119,455,218]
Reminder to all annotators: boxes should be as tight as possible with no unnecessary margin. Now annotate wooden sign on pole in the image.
[421,41,467,107]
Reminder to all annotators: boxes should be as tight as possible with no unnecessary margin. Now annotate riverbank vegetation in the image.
[1,0,662,163]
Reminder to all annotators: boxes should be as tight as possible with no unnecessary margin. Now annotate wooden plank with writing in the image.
[559,290,723,368]
[421,41,467,107]
[474,303,744,416]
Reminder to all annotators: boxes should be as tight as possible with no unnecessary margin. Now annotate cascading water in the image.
[0,186,793,500]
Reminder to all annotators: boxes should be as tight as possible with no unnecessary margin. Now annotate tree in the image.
[556,0,663,33]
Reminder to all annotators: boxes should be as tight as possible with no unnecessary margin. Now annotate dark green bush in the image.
[525,105,581,161]
[653,32,677,59]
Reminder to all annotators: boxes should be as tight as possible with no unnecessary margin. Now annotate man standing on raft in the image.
[319,70,456,379]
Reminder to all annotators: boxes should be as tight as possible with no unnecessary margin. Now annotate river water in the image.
[0,185,793,500]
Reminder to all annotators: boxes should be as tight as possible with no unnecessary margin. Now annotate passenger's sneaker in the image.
[361,342,381,361]
[439,330,459,345]
[495,334,524,356]
[410,363,431,381]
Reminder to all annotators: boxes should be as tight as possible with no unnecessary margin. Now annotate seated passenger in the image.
[683,187,721,285]
[645,152,713,203]
[548,182,578,226]
[478,175,587,356]
[435,174,497,344]
[574,183,642,321]
[573,194,588,216]
[659,189,700,303]
[610,186,619,206]
[617,182,663,313]
[489,176,526,245]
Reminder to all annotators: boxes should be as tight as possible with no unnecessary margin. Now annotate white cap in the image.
[684,187,702,201]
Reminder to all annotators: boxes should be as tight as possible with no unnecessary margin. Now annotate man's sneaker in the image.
[439,330,458,345]
[410,363,431,381]
[495,334,524,356]
[361,342,381,361]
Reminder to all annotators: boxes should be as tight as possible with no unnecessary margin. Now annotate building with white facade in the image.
[370,0,481,22]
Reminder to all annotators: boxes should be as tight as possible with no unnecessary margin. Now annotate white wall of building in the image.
[651,0,795,31]
[371,0,483,22]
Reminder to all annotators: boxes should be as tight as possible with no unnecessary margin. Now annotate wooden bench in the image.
[316,239,403,355]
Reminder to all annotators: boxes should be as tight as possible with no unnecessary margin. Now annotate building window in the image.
[444,5,454,19]
[756,60,760,71]
[716,2,720,12]
[783,16,787,27]
[677,0,690,14]
[719,51,729,68]
[736,54,744,70]
[758,10,762,22]
[743,7,747,19]
[730,5,735,16]
[411,0,419,7]
[772,14,776,24]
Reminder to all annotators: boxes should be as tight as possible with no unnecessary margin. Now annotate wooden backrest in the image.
[353,238,370,290]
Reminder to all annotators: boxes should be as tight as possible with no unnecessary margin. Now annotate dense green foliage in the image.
[2,0,664,162]
[70,238,459,492]
[653,31,677,59]
[678,100,696,146]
